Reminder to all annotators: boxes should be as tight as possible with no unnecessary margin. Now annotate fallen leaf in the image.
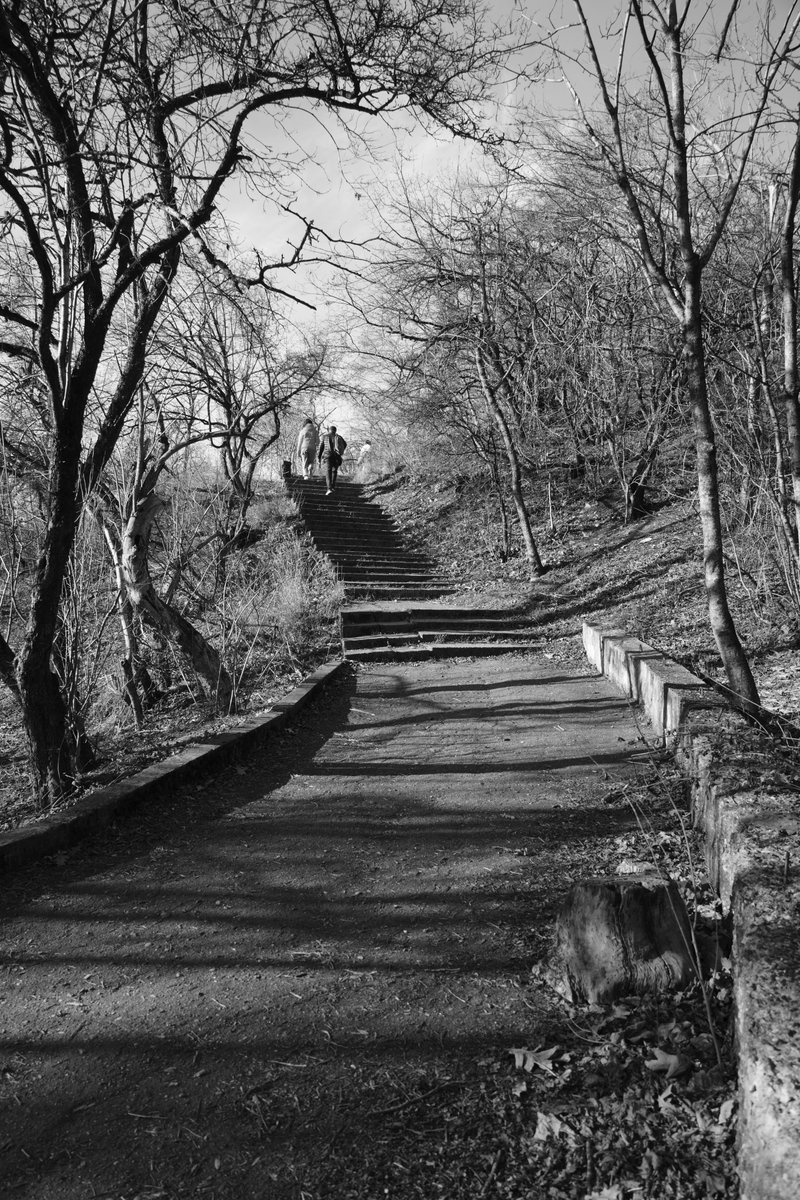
[616,859,653,875]
[533,1111,577,1145]
[645,1048,692,1079]
[509,1045,559,1074]
[596,1002,633,1029]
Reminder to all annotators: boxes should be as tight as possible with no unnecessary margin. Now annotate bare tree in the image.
[352,177,551,575]
[552,0,800,713]
[92,276,334,716]
[152,269,328,536]
[0,0,515,799]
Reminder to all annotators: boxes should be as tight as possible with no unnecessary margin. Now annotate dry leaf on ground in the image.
[509,1045,559,1074]
[645,1048,692,1079]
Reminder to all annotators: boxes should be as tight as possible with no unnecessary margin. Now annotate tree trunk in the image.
[547,876,698,1005]
[665,18,760,713]
[683,277,760,711]
[18,657,77,805]
[51,624,97,773]
[781,115,800,569]
[475,349,545,576]
[491,464,511,559]
[121,492,234,712]
[0,630,19,699]
[99,515,153,726]
[624,430,664,522]
[740,278,772,518]
[15,420,88,801]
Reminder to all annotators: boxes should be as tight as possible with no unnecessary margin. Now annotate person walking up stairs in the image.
[317,425,347,495]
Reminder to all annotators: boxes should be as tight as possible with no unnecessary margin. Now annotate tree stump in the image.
[546,877,697,1005]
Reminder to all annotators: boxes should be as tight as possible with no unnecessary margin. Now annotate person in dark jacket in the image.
[317,425,347,495]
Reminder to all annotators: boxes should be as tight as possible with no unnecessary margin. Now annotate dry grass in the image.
[0,487,345,830]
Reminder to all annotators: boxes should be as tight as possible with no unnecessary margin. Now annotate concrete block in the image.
[636,655,723,739]
[734,862,800,1200]
[272,660,344,715]
[582,623,628,673]
[603,635,660,700]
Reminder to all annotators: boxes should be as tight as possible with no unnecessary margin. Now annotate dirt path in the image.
[1,656,651,1199]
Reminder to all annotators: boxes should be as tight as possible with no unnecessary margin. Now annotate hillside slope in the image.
[366,470,800,726]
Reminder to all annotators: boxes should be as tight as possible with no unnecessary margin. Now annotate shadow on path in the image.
[0,654,648,1200]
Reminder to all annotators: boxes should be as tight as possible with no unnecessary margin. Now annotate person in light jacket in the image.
[295,418,318,479]
[317,425,347,495]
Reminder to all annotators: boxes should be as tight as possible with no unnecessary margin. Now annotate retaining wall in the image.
[0,660,346,874]
[583,622,800,1200]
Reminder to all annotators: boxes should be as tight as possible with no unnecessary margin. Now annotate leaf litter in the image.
[313,797,738,1200]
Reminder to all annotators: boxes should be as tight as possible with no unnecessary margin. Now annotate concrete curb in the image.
[0,659,347,874]
[583,622,800,1200]
[582,622,726,737]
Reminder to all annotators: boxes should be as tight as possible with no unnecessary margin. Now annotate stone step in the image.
[296,486,379,496]
[320,547,420,561]
[301,518,398,532]
[336,568,448,581]
[292,492,368,505]
[309,530,403,544]
[327,554,432,567]
[344,642,534,661]
[290,479,363,489]
[340,583,453,593]
[341,606,524,625]
[341,584,454,595]
[308,530,409,543]
[344,586,458,600]
[342,629,540,651]
[313,543,413,556]
[341,617,535,636]
[296,501,395,517]
[335,564,435,574]
[291,479,363,488]
[307,530,407,540]
[339,584,453,594]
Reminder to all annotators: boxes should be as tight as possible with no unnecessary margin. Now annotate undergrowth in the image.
[0,486,344,829]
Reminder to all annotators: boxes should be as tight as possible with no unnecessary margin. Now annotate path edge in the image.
[0,659,347,875]
[583,622,800,1200]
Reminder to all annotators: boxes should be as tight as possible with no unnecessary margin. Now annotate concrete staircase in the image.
[290,476,541,662]
[290,477,456,601]
[340,604,541,662]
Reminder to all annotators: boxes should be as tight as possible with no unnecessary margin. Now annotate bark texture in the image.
[547,877,696,1005]
[122,493,234,712]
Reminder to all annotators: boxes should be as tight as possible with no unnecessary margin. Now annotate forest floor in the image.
[0,657,737,1200]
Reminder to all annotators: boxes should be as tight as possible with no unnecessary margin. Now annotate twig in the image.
[374,1081,460,1117]
[479,1149,503,1197]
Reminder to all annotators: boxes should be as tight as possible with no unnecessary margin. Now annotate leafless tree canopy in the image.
[0,0,514,801]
